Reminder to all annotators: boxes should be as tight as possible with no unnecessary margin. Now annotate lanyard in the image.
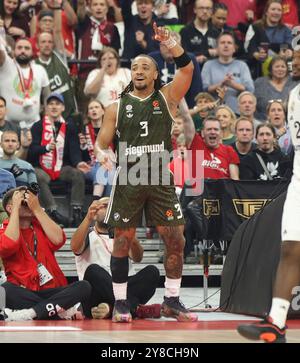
[14,61,34,99]
[25,228,38,260]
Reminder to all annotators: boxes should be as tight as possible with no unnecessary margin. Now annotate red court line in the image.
[1,319,300,331]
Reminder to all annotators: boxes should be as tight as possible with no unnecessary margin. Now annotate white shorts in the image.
[281,174,300,241]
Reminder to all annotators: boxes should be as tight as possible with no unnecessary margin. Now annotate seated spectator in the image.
[201,32,254,114]
[169,133,190,196]
[245,0,293,78]
[120,0,161,62]
[237,91,261,128]
[180,0,219,65]
[35,32,77,120]
[291,51,300,81]
[0,96,32,160]
[71,198,161,320]
[215,104,236,145]
[0,130,37,187]
[267,99,293,156]
[0,187,91,321]
[79,99,115,199]
[84,47,131,108]
[0,37,50,129]
[254,55,296,121]
[148,31,202,108]
[239,123,292,180]
[27,93,89,227]
[0,0,30,40]
[230,117,256,160]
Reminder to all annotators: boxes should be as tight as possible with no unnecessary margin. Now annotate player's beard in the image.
[16,55,32,65]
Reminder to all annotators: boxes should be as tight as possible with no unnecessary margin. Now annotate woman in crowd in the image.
[267,99,293,157]
[215,105,237,145]
[84,47,131,108]
[79,99,115,199]
[254,55,296,121]
[0,0,30,39]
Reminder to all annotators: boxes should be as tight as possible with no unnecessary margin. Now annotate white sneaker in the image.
[57,302,84,320]
[4,308,34,321]
[91,303,111,319]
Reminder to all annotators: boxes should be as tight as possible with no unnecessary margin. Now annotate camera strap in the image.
[25,227,38,260]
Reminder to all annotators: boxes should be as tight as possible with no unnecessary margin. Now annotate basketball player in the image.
[237,84,300,343]
[95,22,198,323]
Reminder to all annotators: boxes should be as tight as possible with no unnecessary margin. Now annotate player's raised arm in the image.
[153,22,194,106]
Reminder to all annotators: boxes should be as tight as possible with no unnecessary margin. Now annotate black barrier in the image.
[181,178,290,241]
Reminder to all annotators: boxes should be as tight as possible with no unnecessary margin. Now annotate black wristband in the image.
[173,52,191,68]
[48,5,62,10]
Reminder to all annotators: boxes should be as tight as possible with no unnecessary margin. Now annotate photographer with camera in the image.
[71,198,161,321]
[0,186,91,321]
[0,130,37,187]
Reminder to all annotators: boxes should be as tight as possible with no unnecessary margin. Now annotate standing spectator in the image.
[254,56,296,121]
[216,0,257,29]
[149,31,202,108]
[79,99,115,199]
[239,123,292,180]
[35,32,77,119]
[230,117,256,160]
[27,93,89,227]
[84,47,131,108]
[180,0,219,65]
[267,99,293,156]
[0,186,91,321]
[0,37,50,129]
[120,0,160,62]
[201,32,254,114]
[0,130,37,187]
[245,0,293,77]
[76,0,121,111]
[154,0,178,23]
[0,0,30,40]
[215,104,236,145]
[71,198,161,320]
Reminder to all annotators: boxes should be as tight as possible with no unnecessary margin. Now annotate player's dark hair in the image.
[120,55,162,98]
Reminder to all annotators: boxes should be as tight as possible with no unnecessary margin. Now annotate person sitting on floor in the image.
[71,197,161,320]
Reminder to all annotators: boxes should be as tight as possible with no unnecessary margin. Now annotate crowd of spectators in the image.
[0,0,299,266]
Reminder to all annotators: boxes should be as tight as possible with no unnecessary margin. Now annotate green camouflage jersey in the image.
[116,90,174,167]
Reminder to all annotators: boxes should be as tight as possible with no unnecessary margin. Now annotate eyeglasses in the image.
[268,99,283,104]
[196,7,213,11]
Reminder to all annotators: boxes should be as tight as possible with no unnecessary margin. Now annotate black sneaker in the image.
[237,317,286,343]
[112,299,132,323]
[161,296,198,322]
[47,210,69,227]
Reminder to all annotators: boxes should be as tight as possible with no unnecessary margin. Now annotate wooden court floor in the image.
[1,317,300,343]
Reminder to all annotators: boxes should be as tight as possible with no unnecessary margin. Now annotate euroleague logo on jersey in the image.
[152,100,162,115]
[126,104,133,118]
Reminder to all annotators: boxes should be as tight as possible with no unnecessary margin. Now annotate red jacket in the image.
[0,219,67,291]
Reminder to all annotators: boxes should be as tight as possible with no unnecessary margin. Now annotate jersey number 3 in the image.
[140,121,148,137]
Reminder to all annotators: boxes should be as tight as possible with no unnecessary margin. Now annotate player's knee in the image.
[114,235,131,253]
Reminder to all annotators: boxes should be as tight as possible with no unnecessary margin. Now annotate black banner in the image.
[191,178,290,241]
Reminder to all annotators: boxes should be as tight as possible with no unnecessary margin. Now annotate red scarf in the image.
[85,123,96,165]
[39,115,66,180]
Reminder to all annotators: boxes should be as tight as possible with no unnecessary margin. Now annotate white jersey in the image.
[84,67,131,108]
[75,229,136,280]
[287,84,300,178]
[0,52,49,128]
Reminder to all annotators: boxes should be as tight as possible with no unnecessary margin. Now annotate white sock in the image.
[112,282,128,300]
[164,277,181,298]
[28,308,37,319]
[269,297,290,329]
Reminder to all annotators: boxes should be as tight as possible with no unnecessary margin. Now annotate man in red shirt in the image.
[0,186,91,321]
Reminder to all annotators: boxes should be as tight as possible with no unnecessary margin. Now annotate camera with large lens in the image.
[10,163,23,178]
[27,182,40,196]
